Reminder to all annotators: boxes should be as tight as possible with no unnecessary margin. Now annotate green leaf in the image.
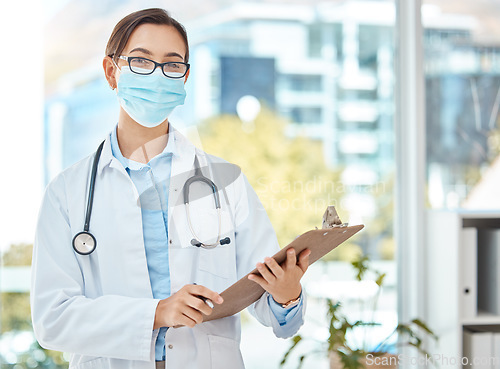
[375,272,386,287]
[351,254,370,281]
[411,318,439,340]
[396,324,413,336]
[280,335,303,366]
[407,342,436,364]
[298,354,306,368]
[351,320,380,328]
[338,349,366,369]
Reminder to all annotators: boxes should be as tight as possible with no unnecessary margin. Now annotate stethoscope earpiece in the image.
[191,239,202,247]
[191,237,231,248]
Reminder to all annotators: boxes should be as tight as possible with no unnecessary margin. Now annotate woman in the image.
[31,8,310,369]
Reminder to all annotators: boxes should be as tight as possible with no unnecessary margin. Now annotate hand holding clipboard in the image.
[201,210,364,322]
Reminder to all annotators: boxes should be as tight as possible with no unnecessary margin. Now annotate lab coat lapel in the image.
[167,127,198,293]
[93,134,152,298]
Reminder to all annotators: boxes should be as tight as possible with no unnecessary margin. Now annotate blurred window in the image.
[423,1,500,209]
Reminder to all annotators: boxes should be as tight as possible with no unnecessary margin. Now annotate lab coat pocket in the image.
[198,244,232,279]
[70,356,105,369]
[207,334,244,369]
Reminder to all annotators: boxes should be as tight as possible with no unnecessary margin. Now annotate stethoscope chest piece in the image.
[72,231,97,255]
[72,139,104,256]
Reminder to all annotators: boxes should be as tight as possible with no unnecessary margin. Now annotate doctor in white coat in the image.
[31,8,311,369]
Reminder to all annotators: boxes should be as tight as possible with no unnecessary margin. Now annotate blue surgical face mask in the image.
[116,66,186,128]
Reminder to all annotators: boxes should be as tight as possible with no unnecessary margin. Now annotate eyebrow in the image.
[129,47,152,55]
[129,48,184,60]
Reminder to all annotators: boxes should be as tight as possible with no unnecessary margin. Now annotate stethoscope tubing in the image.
[84,140,105,231]
[73,141,230,255]
[72,140,105,255]
[182,156,227,249]
[185,204,222,249]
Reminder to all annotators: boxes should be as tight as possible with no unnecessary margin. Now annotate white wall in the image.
[0,1,44,252]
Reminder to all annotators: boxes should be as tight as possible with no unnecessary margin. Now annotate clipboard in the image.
[202,224,364,322]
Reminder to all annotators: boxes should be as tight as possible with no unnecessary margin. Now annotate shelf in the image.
[426,210,500,368]
[462,312,500,326]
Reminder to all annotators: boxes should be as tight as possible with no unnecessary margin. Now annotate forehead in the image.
[123,23,186,58]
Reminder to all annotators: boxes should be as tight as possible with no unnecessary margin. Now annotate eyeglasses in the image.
[118,56,190,78]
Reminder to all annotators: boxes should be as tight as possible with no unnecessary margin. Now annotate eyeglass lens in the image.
[129,57,187,78]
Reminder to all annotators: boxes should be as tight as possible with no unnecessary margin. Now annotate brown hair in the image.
[105,8,189,63]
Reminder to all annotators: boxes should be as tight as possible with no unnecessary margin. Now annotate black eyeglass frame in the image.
[117,55,190,79]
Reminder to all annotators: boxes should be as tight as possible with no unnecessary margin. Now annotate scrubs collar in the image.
[110,123,178,171]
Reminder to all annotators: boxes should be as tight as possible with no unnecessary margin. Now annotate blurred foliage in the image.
[1,339,68,369]
[378,237,395,261]
[197,109,366,260]
[1,293,32,333]
[1,243,33,333]
[1,243,67,368]
[2,243,33,266]
[369,174,394,260]
[281,254,438,369]
[487,117,500,159]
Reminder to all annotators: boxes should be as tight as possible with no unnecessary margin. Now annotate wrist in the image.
[277,293,302,309]
[153,299,166,330]
[272,287,302,306]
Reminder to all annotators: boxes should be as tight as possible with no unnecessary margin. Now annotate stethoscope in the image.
[72,141,231,255]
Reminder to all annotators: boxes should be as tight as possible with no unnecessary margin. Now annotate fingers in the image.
[256,261,276,283]
[297,249,311,273]
[190,284,224,305]
[173,310,200,329]
[264,257,285,278]
[186,294,214,316]
[182,306,204,326]
[247,273,268,288]
[159,285,225,329]
[285,248,297,269]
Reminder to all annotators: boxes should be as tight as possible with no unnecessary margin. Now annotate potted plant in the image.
[280,254,438,369]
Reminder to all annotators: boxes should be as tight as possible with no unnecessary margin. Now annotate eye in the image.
[162,62,188,78]
[168,62,181,69]
[134,58,149,65]
[128,58,155,74]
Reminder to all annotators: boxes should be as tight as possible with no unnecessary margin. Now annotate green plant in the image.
[281,254,438,369]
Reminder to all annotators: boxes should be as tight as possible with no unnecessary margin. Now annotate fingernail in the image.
[218,297,224,304]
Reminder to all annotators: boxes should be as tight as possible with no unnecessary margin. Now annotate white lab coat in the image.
[30,126,306,369]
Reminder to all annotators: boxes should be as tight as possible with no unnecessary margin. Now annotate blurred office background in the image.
[1,0,500,368]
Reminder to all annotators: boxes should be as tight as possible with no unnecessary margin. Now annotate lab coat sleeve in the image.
[232,171,306,339]
[268,291,304,326]
[30,174,159,361]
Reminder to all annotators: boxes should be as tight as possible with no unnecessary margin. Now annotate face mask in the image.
[116,66,186,128]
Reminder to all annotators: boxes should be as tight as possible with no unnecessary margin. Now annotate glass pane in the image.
[185,3,397,366]
[423,1,500,209]
[2,1,399,368]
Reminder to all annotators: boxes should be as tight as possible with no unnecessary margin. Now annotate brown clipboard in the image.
[202,224,364,322]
